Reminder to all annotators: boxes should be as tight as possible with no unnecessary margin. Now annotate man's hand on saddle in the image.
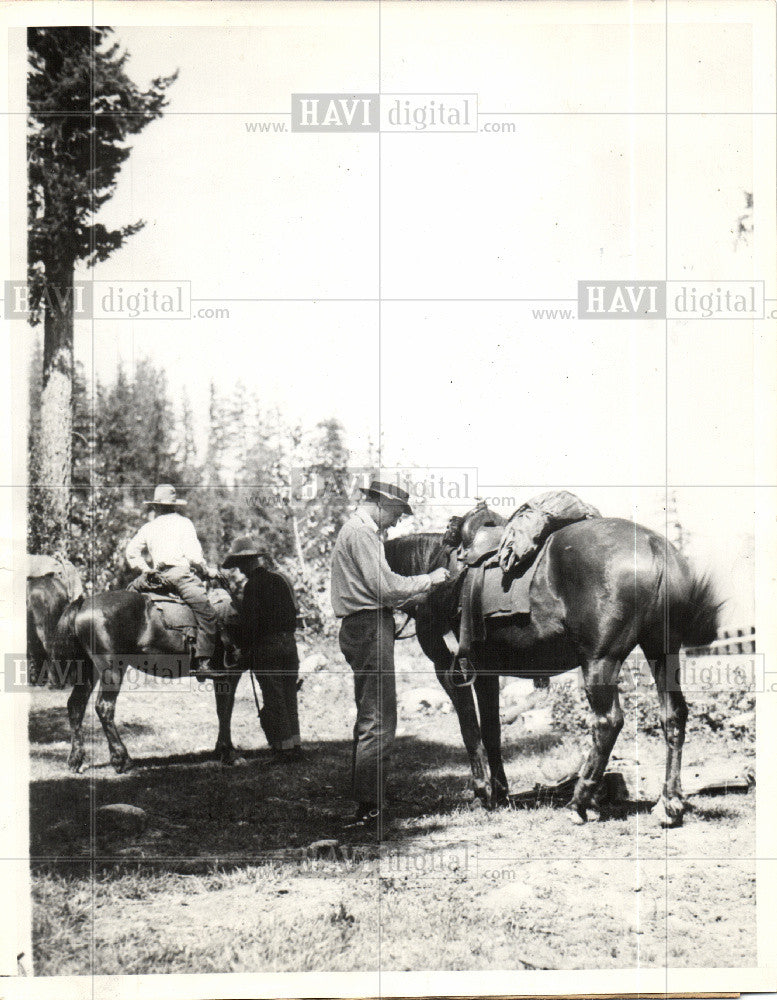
[428,567,450,588]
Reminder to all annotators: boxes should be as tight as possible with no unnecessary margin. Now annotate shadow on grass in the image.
[29,733,489,875]
[501,730,564,758]
[29,706,154,745]
[688,800,745,822]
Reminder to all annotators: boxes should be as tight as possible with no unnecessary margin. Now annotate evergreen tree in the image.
[27,27,176,550]
[176,392,201,483]
[131,358,178,484]
[299,417,351,570]
[189,382,232,562]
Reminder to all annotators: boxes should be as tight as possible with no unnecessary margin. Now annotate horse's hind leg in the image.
[418,620,491,807]
[641,638,687,827]
[571,657,624,824]
[93,656,133,773]
[474,669,509,806]
[213,668,241,764]
[67,664,95,773]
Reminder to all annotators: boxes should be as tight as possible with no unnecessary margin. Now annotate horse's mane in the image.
[384,532,449,575]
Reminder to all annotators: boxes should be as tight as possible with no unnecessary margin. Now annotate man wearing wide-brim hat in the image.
[330,480,450,833]
[223,536,302,762]
[126,484,219,680]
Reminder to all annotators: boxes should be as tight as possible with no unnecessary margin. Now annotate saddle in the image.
[129,574,236,645]
[456,531,538,670]
[463,525,505,566]
[453,491,602,674]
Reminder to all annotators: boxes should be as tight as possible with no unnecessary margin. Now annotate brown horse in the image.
[385,512,720,826]
[54,590,243,773]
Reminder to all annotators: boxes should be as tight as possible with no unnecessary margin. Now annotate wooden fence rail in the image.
[685,626,756,658]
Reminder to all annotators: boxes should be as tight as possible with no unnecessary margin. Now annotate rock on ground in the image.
[300,653,328,674]
[400,687,449,715]
[96,803,147,837]
[501,679,535,706]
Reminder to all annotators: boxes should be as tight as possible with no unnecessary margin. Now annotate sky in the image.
[37,7,775,623]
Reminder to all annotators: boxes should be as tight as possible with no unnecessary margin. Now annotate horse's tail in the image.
[654,540,721,648]
[51,595,89,686]
[673,571,721,648]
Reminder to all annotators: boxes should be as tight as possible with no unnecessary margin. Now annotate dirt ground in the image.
[28,637,756,975]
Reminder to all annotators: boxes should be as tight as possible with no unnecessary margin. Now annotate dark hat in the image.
[222,536,265,569]
[144,484,187,508]
[359,480,413,515]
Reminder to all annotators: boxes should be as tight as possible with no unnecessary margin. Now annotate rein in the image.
[394,611,415,640]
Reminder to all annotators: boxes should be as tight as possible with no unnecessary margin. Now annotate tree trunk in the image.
[291,510,308,577]
[37,261,75,555]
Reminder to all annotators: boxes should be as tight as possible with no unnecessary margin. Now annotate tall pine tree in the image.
[27,27,176,550]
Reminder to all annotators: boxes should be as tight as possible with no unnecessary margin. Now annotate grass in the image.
[29,637,757,975]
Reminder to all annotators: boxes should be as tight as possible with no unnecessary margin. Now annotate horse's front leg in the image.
[93,655,133,773]
[571,657,624,824]
[417,619,491,807]
[474,669,509,806]
[213,667,241,764]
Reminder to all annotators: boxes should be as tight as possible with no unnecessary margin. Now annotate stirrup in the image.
[450,653,476,688]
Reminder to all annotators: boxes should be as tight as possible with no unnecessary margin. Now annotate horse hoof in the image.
[114,757,135,774]
[216,746,237,766]
[652,797,683,828]
[67,757,85,774]
[570,803,587,825]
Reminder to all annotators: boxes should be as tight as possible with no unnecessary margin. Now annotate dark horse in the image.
[27,575,70,685]
[54,590,243,774]
[385,513,720,826]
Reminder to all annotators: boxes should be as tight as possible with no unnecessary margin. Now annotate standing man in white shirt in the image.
[330,480,449,833]
[125,484,218,680]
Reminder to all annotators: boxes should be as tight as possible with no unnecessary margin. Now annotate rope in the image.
[248,665,262,718]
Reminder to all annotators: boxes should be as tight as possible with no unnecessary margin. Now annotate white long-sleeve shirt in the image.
[330,507,432,617]
[125,513,205,573]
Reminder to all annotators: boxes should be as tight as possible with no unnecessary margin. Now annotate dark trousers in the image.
[248,633,300,750]
[160,566,216,658]
[338,609,396,805]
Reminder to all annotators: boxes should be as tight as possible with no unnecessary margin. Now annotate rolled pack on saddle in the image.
[456,491,601,664]
[27,553,84,601]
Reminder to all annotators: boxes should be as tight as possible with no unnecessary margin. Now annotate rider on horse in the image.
[125,484,219,680]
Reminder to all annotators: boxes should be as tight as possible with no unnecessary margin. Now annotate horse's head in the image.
[208,586,243,667]
[442,515,464,548]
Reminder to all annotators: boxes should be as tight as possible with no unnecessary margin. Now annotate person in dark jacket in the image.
[223,537,301,761]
